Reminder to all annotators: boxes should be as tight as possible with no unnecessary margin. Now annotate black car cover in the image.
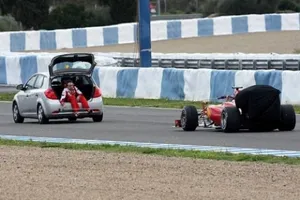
[235,85,281,122]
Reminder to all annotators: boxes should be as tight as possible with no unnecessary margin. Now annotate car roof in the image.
[36,72,50,77]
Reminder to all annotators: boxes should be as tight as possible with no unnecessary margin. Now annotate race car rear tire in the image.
[221,107,241,133]
[278,105,296,131]
[181,105,198,131]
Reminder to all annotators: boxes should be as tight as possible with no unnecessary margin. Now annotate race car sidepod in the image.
[221,85,296,132]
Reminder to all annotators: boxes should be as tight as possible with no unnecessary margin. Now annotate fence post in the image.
[138,0,152,67]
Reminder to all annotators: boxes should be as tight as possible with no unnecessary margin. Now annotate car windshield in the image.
[52,61,92,72]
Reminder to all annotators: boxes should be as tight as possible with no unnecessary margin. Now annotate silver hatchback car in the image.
[12,53,104,124]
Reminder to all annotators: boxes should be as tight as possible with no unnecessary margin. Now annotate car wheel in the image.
[12,102,24,123]
[221,107,241,133]
[68,117,77,122]
[278,105,296,131]
[181,105,198,131]
[37,104,49,124]
[93,113,103,122]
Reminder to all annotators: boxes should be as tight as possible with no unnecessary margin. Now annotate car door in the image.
[20,75,38,114]
[27,74,46,114]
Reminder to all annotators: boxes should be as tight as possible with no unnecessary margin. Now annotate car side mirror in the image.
[16,84,25,90]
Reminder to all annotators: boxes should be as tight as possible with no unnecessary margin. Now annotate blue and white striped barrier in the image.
[1,54,300,104]
[93,67,300,105]
[1,13,300,52]
[0,54,118,86]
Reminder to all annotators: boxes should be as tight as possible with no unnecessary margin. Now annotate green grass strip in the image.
[1,92,300,113]
[0,93,15,101]
[0,138,300,165]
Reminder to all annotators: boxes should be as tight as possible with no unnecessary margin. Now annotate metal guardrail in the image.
[114,57,300,70]
[151,14,203,21]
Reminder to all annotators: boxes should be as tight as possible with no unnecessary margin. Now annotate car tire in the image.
[221,107,241,133]
[278,105,296,131]
[181,105,198,131]
[37,104,49,124]
[68,117,77,122]
[93,113,103,122]
[12,102,24,123]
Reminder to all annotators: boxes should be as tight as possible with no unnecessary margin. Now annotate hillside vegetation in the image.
[0,0,299,31]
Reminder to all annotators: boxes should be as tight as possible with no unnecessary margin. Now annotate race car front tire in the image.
[181,105,198,131]
[278,105,296,131]
[221,107,241,133]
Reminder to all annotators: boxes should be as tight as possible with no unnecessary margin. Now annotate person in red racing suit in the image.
[60,80,90,116]
[218,87,242,102]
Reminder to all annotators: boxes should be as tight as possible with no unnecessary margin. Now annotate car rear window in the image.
[53,61,92,72]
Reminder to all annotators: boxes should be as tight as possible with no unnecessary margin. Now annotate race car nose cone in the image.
[175,120,181,127]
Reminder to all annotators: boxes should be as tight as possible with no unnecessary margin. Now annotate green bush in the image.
[41,4,86,29]
[85,6,113,27]
[163,0,204,14]
[41,3,112,30]
[12,0,50,30]
[201,0,219,17]
[278,0,300,12]
[0,0,17,15]
[102,0,137,24]
[216,0,280,16]
[0,15,22,31]
[201,0,300,16]
[217,0,255,15]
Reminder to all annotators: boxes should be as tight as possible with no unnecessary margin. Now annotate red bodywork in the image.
[204,102,235,126]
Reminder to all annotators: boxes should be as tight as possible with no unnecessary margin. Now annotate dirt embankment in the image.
[38,31,300,54]
[0,146,299,200]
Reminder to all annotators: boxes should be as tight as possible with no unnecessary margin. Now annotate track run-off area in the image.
[39,31,300,54]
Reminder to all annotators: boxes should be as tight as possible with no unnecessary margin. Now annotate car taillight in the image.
[44,88,58,100]
[93,87,102,98]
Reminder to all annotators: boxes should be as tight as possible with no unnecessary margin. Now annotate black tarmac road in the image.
[0,102,300,151]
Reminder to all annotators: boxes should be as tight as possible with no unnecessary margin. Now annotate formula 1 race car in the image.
[174,85,296,133]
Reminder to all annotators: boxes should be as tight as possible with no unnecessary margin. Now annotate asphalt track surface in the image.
[0,102,300,151]
[0,86,17,93]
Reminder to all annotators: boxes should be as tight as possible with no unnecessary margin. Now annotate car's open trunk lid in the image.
[48,53,97,77]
